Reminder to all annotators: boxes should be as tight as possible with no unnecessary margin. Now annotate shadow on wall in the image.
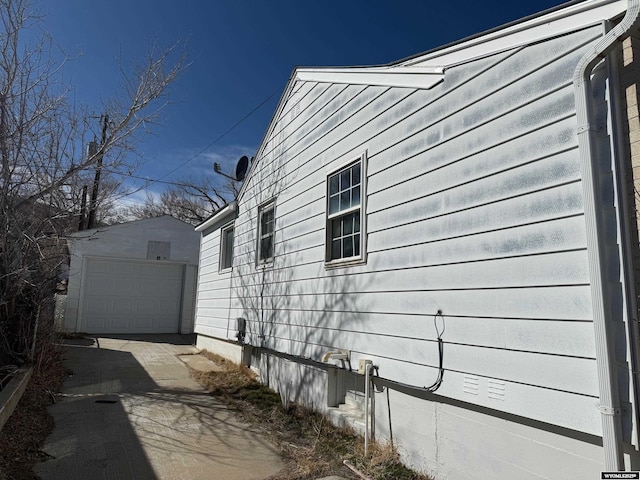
[235,257,373,411]
[230,124,374,411]
[233,203,373,410]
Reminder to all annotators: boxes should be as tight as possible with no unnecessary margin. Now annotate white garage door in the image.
[81,258,184,334]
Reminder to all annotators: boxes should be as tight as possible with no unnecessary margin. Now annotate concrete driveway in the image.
[34,334,284,480]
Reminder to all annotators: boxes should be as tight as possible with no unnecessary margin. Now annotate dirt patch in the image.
[191,351,430,480]
[0,341,68,480]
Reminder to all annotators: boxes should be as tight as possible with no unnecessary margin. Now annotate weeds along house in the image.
[194,0,640,477]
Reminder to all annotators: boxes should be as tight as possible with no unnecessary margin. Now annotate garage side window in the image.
[219,224,234,271]
[257,201,275,265]
[326,155,366,264]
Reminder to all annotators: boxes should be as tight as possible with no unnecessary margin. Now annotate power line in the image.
[101,84,282,202]
[141,85,283,187]
[101,169,206,188]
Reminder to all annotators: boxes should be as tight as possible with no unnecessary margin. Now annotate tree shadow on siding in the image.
[230,117,373,411]
[233,219,372,410]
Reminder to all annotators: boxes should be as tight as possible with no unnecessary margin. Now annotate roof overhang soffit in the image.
[295,66,445,90]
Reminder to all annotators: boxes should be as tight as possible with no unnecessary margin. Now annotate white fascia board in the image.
[296,66,444,90]
[404,0,626,68]
[195,201,237,233]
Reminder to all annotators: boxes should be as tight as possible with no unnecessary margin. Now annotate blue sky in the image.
[33,0,569,205]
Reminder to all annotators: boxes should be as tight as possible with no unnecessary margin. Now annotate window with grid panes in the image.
[327,160,363,262]
[219,224,234,271]
[257,201,275,264]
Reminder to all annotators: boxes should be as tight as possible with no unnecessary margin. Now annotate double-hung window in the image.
[219,224,234,271]
[257,201,276,264]
[326,156,366,264]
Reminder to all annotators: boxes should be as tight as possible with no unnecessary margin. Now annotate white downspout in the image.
[573,0,640,470]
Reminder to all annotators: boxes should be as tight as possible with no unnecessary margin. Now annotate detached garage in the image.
[63,215,200,334]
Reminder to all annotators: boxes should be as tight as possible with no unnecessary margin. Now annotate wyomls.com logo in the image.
[601,473,640,479]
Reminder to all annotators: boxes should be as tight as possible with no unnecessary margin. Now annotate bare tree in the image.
[46,169,130,226]
[128,174,240,225]
[0,0,186,365]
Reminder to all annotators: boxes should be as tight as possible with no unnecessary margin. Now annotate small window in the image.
[219,224,234,271]
[257,201,276,264]
[147,241,171,260]
[326,156,365,263]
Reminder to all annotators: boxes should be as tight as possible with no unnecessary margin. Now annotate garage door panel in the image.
[138,281,182,297]
[82,259,184,334]
[110,316,131,330]
[135,317,153,329]
[87,261,113,275]
[137,298,155,311]
[87,316,106,332]
[114,280,136,296]
[112,299,134,315]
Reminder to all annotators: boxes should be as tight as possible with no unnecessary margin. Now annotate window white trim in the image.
[219,222,234,272]
[325,152,367,267]
[257,200,276,266]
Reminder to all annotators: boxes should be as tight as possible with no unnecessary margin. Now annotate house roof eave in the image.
[235,0,627,203]
[195,201,238,233]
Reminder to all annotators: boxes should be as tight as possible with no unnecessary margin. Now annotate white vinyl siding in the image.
[194,220,235,340]
[197,24,611,436]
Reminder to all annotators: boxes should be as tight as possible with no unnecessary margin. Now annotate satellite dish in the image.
[235,155,249,181]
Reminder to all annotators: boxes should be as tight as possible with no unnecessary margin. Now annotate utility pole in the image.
[0,93,9,200]
[87,114,108,229]
[78,185,88,231]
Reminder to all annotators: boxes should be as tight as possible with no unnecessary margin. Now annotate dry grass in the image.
[192,351,430,480]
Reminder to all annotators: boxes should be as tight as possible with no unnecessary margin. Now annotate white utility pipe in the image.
[321,350,348,362]
[573,0,640,470]
[364,363,371,456]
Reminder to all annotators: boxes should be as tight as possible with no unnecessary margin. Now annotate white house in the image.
[194,1,640,478]
[64,215,200,334]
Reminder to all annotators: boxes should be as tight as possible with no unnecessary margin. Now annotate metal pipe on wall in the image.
[573,0,640,469]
